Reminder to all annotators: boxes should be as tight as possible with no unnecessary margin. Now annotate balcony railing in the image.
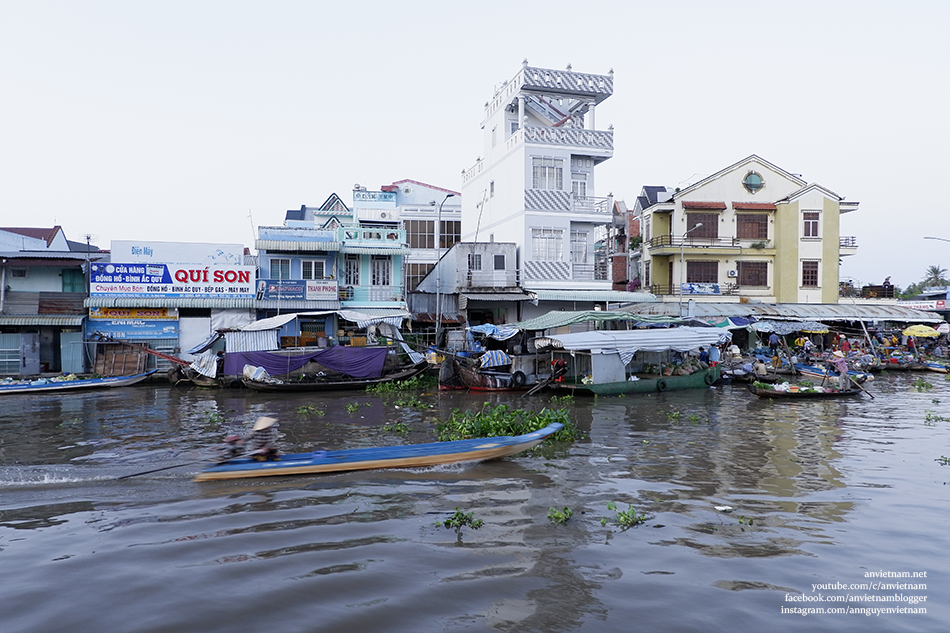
[462,270,521,288]
[339,227,406,245]
[339,285,405,303]
[649,283,743,296]
[522,125,614,151]
[648,235,772,249]
[840,236,858,248]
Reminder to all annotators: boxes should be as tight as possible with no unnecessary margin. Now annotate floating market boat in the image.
[534,327,731,396]
[193,422,564,481]
[0,370,158,395]
[242,357,428,392]
[747,383,864,399]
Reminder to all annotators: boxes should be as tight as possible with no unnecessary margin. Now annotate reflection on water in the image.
[1,374,949,632]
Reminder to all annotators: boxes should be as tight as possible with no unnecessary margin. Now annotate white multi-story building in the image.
[460,61,619,301]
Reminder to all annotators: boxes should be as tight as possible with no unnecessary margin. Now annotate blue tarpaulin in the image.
[479,349,512,368]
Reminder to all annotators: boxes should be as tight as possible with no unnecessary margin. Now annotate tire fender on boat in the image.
[656,379,668,392]
[511,370,527,387]
[704,373,716,386]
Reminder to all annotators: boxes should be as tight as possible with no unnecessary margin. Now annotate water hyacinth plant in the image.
[435,403,580,443]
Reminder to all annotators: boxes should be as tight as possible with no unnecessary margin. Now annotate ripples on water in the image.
[0,374,948,632]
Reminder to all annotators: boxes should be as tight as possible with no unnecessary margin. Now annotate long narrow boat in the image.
[0,369,157,395]
[242,360,428,392]
[748,383,863,399]
[794,363,872,383]
[193,422,564,481]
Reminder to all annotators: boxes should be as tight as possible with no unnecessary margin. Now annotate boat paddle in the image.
[115,449,263,480]
[849,375,874,399]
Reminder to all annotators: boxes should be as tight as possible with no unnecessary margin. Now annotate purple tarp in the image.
[225,347,389,379]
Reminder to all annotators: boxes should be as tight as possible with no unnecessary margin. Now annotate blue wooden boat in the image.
[0,369,157,395]
[193,422,564,481]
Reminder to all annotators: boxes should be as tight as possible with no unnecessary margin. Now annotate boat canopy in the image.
[512,310,691,332]
[468,323,520,340]
[536,327,732,364]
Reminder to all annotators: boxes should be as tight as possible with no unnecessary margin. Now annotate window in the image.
[344,255,360,286]
[532,228,563,261]
[439,220,461,249]
[687,214,718,239]
[802,260,819,287]
[490,181,495,198]
[686,260,718,283]
[269,258,290,280]
[11,268,28,278]
[644,261,651,286]
[301,260,325,280]
[493,254,505,270]
[644,216,652,242]
[371,255,391,286]
[570,231,588,263]
[571,173,587,197]
[62,269,84,292]
[742,171,765,193]
[491,126,497,147]
[405,219,434,249]
[532,157,563,190]
[509,120,519,135]
[737,261,768,286]
[468,253,482,270]
[736,214,768,240]
[405,263,432,291]
[803,211,820,238]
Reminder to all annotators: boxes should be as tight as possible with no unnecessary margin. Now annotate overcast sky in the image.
[2,1,948,290]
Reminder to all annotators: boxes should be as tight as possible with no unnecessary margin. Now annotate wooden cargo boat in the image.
[0,370,157,395]
[194,422,564,481]
[747,383,863,398]
[242,360,427,392]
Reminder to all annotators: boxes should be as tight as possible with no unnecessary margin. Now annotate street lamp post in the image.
[678,223,703,317]
[435,193,456,347]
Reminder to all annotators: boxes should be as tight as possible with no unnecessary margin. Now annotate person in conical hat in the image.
[247,416,280,460]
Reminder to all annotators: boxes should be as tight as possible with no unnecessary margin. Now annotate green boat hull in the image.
[556,366,720,396]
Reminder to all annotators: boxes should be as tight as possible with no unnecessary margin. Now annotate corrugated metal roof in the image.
[85,297,257,309]
[255,240,340,252]
[0,315,84,326]
[514,310,652,331]
[618,302,944,323]
[461,292,533,302]
[533,290,657,303]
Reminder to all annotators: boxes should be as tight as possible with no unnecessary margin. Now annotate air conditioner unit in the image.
[727,270,738,278]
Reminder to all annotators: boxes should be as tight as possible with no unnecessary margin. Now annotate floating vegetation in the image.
[436,403,580,443]
[601,501,649,530]
[382,420,411,435]
[913,377,934,391]
[393,395,431,410]
[549,394,575,404]
[296,404,325,417]
[436,508,483,541]
[935,456,950,466]
[547,506,573,525]
[366,374,438,394]
[924,411,950,424]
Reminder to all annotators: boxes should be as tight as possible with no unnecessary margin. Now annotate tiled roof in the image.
[732,202,776,210]
[682,201,727,210]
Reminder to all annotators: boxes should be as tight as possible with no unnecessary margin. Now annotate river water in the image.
[1,372,947,632]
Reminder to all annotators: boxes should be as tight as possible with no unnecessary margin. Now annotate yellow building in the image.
[638,155,858,307]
